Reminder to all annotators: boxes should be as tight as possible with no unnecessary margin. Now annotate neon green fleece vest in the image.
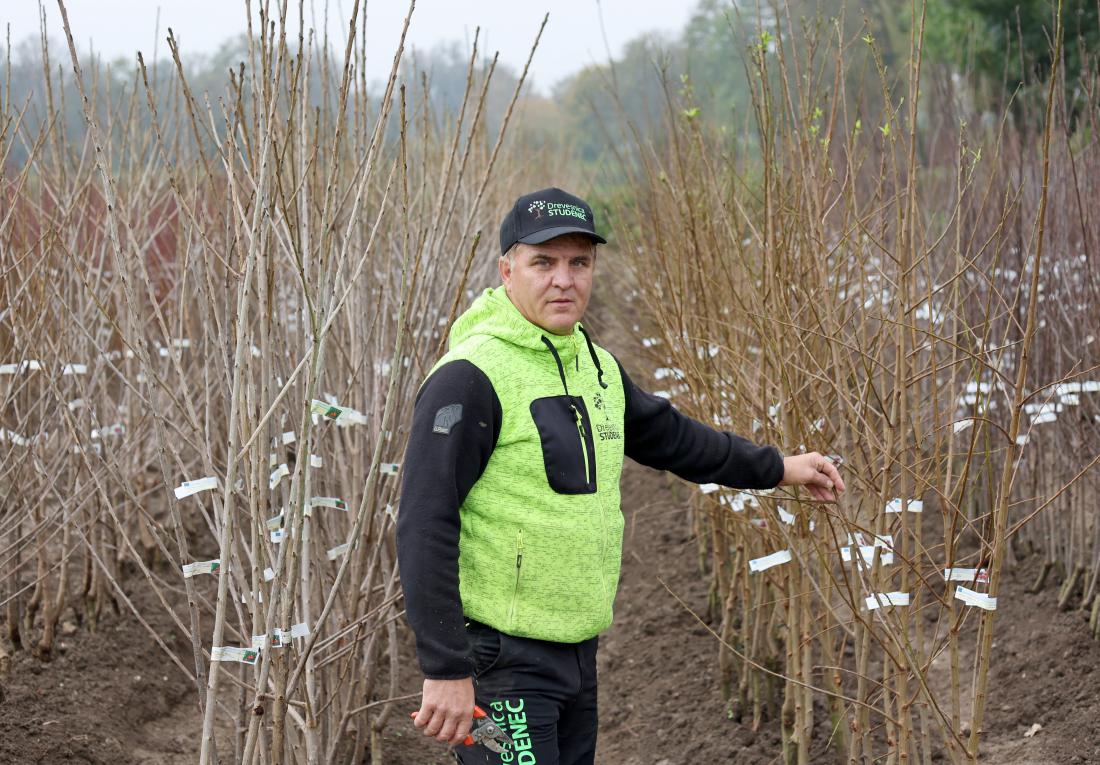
[429,286,626,643]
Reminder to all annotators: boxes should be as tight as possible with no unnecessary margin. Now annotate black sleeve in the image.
[396,359,501,679]
[615,356,784,490]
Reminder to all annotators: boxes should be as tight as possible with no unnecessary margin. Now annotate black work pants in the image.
[454,620,599,765]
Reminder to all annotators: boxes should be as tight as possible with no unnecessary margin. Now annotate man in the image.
[397,187,845,764]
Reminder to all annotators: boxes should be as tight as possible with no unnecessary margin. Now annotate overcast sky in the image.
[2,1,697,93]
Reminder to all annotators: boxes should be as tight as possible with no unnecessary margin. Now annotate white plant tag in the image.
[865,592,910,610]
[269,463,290,490]
[955,585,997,610]
[749,550,792,573]
[953,419,973,433]
[842,546,894,567]
[174,476,217,499]
[326,542,349,561]
[182,559,220,578]
[91,424,126,439]
[885,498,923,513]
[310,399,364,425]
[211,646,259,664]
[943,568,989,583]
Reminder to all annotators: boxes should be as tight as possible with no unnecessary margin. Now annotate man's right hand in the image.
[412,676,475,746]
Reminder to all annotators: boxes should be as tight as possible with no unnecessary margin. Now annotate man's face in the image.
[499,235,596,335]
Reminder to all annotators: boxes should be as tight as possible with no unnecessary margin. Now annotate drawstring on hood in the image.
[450,286,609,395]
[541,336,571,396]
[578,326,609,389]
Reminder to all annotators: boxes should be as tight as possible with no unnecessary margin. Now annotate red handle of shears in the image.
[409,704,488,747]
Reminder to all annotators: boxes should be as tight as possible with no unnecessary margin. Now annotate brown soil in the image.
[3,466,1099,764]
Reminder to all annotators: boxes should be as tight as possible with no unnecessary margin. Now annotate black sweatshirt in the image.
[396,355,784,679]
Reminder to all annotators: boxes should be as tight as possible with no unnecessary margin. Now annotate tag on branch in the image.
[269,463,290,490]
[174,476,218,499]
[326,542,350,561]
[211,646,259,665]
[952,419,973,433]
[885,498,923,513]
[749,550,792,573]
[955,585,997,610]
[182,559,220,578]
[944,568,989,583]
[91,424,126,439]
[379,463,400,476]
[842,546,894,567]
[310,399,366,425]
[865,592,910,610]
[256,631,288,649]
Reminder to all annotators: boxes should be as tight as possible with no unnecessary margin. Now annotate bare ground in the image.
[2,465,1099,763]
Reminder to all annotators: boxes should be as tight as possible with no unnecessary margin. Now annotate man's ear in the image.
[498,254,511,288]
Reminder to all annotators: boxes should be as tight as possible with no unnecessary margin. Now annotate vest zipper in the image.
[508,530,524,626]
[571,403,591,487]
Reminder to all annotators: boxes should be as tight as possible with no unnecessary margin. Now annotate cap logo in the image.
[527,200,586,221]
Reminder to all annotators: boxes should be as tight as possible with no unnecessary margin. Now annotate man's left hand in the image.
[780,452,846,502]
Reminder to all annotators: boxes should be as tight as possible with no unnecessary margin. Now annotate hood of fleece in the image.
[449,286,586,363]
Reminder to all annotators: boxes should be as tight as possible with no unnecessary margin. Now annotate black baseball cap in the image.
[499,187,607,255]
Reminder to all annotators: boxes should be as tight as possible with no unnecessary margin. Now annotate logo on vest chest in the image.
[589,392,620,440]
[595,421,622,441]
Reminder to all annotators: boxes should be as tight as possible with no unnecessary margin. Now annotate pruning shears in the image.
[410,704,513,753]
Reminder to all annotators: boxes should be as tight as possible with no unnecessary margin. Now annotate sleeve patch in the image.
[432,404,463,435]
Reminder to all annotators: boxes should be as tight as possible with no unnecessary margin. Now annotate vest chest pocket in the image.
[529,395,598,494]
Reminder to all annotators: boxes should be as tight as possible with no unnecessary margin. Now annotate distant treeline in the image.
[2,0,1095,173]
